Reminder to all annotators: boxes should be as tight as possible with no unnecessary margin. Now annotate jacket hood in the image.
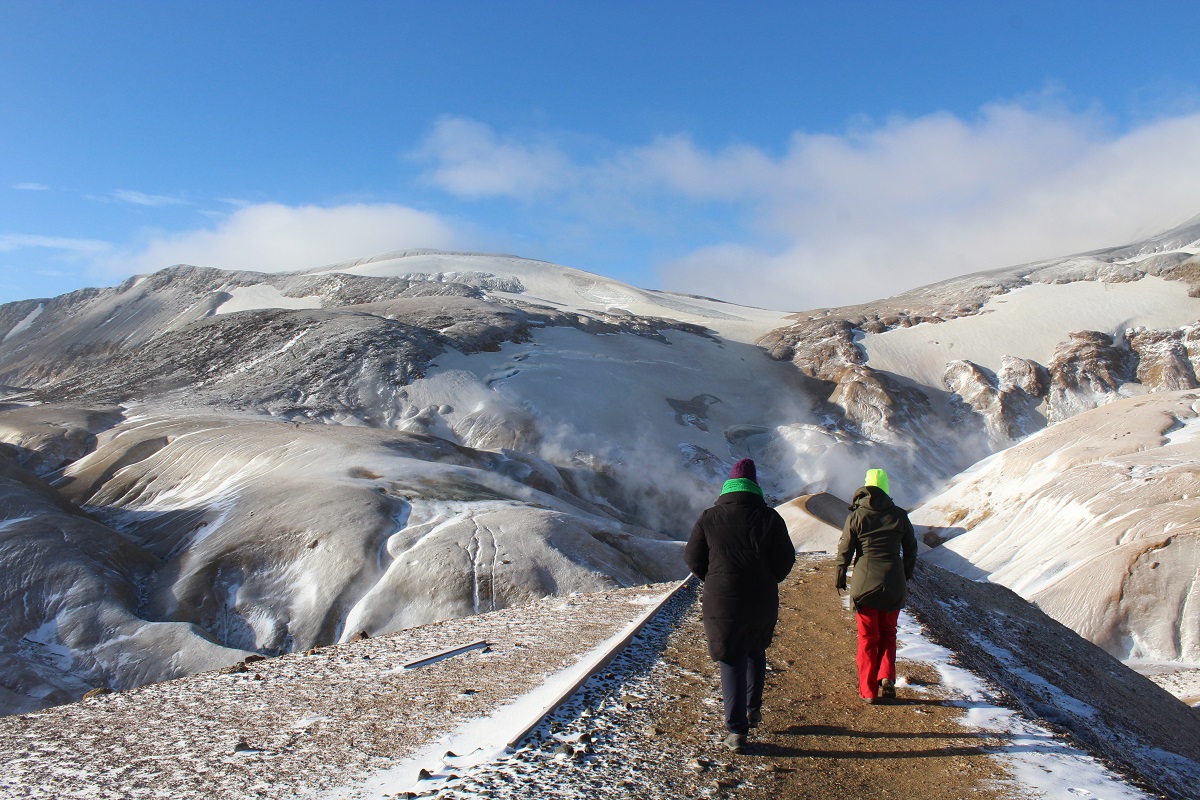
[850,485,894,513]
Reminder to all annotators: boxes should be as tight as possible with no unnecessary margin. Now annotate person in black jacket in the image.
[685,459,795,752]
[836,468,918,704]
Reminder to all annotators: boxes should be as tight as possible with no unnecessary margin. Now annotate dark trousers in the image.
[719,649,767,734]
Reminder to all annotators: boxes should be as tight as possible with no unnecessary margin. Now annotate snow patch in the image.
[895,611,1149,799]
[215,285,322,315]
[2,303,44,341]
[1165,414,1200,446]
[22,617,75,672]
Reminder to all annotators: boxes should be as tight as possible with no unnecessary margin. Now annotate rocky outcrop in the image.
[1128,327,1199,391]
[997,355,1049,397]
[942,361,999,442]
[829,365,934,446]
[756,215,1200,460]
[1046,331,1136,423]
[943,357,1049,448]
[759,318,863,381]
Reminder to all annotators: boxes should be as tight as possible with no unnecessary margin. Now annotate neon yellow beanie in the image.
[864,468,890,494]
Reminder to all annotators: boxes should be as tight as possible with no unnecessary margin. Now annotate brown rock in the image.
[1129,327,1198,391]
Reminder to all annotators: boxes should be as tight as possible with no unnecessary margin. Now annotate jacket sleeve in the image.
[684,515,709,580]
[767,511,796,582]
[901,511,918,580]
[837,512,859,568]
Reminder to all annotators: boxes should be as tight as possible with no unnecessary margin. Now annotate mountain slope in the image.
[915,389,1200,667]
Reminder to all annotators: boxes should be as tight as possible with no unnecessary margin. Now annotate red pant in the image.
[856,607,899,699]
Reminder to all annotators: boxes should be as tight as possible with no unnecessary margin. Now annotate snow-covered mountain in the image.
[2,218,1199,714]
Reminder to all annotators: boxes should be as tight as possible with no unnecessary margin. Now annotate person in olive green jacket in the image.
[836,468,917,704]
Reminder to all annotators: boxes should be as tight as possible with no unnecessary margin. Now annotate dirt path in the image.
[612,555,1015,799]
[731,555,1011,799]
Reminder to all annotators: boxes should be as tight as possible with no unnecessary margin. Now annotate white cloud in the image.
[112,189,189,207]
[657,104,1200,309]
[13,182,49,191]
[0,233,111,255]
[415,116,577,199]
[106,202,462,276]
[419,103,1200,311]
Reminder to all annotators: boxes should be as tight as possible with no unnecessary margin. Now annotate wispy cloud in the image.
[112,189,189,207]
[103,202,463,276]
[415,116,577,199]
[414,100,1200,311]
[13,182,50,191]
[0,233,111,255]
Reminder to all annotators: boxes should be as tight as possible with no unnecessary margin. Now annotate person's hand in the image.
[835,565,848,591]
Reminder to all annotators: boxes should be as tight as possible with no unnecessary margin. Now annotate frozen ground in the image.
[894,612,1149,800]
[0,583,677,800]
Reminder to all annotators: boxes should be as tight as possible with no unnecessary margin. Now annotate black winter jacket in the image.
[837,485,918,612]
[685,490,796,662]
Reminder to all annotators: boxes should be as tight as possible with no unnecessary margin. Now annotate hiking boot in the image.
[880,680,896,701]
[748,707,762,729]
[861,695,878,705]
[723,732,747,752]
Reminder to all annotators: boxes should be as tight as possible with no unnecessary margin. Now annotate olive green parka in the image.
[837,485,918,612]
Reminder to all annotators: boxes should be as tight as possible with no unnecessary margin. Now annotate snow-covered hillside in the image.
[761,214,1200,453]
[2,217,1200,715]
[915,390,1200,670]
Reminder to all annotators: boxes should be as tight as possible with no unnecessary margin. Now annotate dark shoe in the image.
[880,680,896,701]
[861,695,878,705]
[723,732,747,752]
[748,708,762,729]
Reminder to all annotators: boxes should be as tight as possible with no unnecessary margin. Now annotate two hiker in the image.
[686,459,916,749]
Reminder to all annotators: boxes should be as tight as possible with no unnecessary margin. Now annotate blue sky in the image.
[2,1,1199,311]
